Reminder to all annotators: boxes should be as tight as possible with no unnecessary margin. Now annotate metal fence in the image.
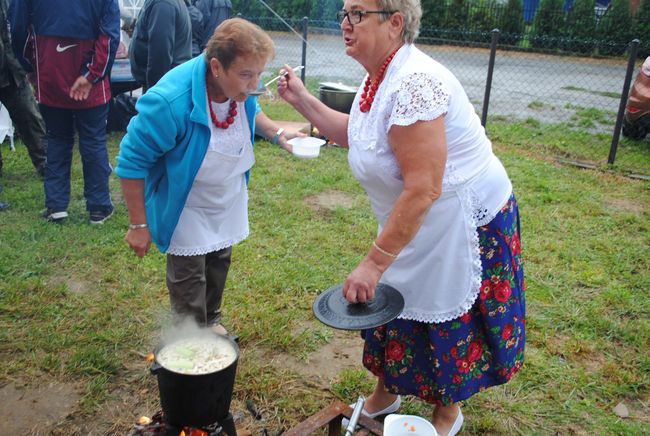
[246,17,646,164]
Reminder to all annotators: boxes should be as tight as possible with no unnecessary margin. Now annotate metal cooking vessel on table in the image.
[319,82,357,114]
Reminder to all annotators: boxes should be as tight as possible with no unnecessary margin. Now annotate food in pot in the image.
[157,336,237,375]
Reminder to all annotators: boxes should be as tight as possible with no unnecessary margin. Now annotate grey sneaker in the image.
[43,209,68,222]
[89,207,113,225]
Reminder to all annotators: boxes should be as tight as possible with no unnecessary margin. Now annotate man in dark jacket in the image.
[129,0,192,90]
[0,0,46,193]
[11,0,120,224]
[189,0,231,57]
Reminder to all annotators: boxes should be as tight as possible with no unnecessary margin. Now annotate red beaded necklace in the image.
[206,78,238,129]
[359,48,399,113]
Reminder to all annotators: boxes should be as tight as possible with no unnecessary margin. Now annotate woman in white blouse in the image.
[278,1,525,434]
[116,19,299,336]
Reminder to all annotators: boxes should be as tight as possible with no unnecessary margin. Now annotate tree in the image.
[598,0,634,56]
[497,0,525,46]
[420,0,448,39]
[633,0,650,57]
[530,0,565,49]
[563,0,596,54]
[469,0,498,39]
[444,0,470,41]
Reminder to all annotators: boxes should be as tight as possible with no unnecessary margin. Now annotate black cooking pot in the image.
[151,333,239,428]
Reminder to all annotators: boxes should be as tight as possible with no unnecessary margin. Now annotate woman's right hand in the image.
[125,227,152,258]
[277,65,308,107]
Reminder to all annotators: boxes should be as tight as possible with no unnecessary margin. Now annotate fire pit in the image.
[132,410,236,436]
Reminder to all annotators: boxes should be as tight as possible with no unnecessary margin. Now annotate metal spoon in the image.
[248,66,304,97]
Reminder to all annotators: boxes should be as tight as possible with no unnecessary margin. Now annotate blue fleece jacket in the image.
[115,55,259,253]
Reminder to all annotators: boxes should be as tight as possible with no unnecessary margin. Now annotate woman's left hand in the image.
[278,129,307,153]
[342,258,383,303]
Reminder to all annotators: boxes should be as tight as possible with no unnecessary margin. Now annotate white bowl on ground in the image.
[288,136,326,159]
[383,414,438,436]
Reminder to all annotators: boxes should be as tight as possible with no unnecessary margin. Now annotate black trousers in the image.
[166,246,232,326]
[0,77,46,175]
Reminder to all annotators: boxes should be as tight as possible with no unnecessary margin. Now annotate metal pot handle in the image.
[150,360,161,375]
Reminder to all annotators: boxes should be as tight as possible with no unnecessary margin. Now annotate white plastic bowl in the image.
[288,136,326,159]
[383,414,438,436]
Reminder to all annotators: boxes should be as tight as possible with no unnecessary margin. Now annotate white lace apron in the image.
[167,100,254,256]
[347,44,512,323]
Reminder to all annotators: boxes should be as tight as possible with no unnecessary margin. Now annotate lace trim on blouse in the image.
[388,72,450,128]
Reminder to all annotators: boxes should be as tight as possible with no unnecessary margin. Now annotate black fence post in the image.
[609,39,640,165]
[481,29,500,128]
[301,17,308,83]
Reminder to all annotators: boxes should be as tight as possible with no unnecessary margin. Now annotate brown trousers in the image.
[166,246,232,326]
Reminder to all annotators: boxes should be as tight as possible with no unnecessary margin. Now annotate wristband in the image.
[129,223,148,230]
[272,128,285,145]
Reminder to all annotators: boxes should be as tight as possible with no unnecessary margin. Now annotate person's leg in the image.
[39,104,74,214]
[432,403,462,436]
[204,246,232,328]
[363,378,399,414]
[74,104,112,216]
[166,253,208,325]
[0,78,46,176]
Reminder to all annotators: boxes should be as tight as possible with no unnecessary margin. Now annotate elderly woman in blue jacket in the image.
[115,18,296,334]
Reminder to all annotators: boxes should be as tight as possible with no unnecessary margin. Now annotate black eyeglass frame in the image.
[336,9,397,26]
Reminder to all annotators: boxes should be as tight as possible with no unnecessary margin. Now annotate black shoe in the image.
[43,209,68,222]
[89,207,113,225]
[0,200,8,211]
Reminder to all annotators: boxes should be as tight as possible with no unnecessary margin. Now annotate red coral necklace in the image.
[206,79,238,129]
[359,48,399,113]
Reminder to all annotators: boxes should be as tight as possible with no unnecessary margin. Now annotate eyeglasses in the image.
[336,9,397,26]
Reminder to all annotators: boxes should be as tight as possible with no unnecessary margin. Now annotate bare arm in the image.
[343,116,447,303]
[120,178,152,257]
[277,66,350,147]
[254,110,306,152]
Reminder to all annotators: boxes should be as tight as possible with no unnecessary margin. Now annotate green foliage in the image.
[420,0,448,37]
[597,0,634,56]
[530,0,565,49]
[231,0,343,21]
[497,0,525,45]
[446,0,470,37]
[633,0,650,57]
[562,0,596,53]
[469,0,497,35]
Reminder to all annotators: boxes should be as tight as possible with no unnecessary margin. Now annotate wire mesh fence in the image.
[245,16,646,164]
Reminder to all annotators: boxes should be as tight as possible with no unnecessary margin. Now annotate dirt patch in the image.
[305,190,357,212]
[0,382,80,434]
[49,274,91,295]
[259,329,364,385]
[604,198,645,215]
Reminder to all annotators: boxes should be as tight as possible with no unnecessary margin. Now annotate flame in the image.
[137,416,152,425]
[145,352,155,363]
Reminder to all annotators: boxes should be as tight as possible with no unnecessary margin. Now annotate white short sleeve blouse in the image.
[347,44,512,323]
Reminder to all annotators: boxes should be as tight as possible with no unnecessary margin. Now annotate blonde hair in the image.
[205,18,275,70]
[377,0,422,43]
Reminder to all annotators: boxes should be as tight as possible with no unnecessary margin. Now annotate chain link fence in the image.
[245,17,645,164]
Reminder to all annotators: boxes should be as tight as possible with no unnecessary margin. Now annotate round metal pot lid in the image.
[313,283,405,330]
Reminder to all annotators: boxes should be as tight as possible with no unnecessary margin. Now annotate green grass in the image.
[0,101,648,434]
[562,85,621,99]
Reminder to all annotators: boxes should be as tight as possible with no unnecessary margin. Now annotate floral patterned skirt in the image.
[362,194,525,405]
